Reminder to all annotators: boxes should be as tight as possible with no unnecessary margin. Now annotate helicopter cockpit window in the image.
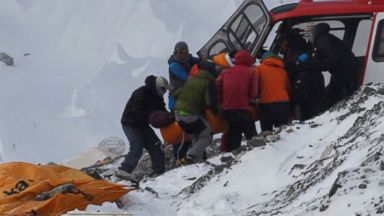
[208,42,228,57]
[198,1,271,59]
[229,4,267,51]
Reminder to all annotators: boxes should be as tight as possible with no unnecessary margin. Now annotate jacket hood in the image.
[145,75,157,89]
[234,49,254,66]
[261,56,285,68]
[313,23,330,42]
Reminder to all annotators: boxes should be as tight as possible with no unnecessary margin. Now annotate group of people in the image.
[279,22,359,120]
[117,22,359,177]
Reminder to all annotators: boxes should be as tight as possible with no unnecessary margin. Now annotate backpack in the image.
[148,111,175,128]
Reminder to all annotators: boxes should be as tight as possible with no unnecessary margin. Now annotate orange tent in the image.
[0,162,133,216]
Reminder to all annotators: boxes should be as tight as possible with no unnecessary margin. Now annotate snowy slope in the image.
[6,1,382,216]
[67,85,384,216]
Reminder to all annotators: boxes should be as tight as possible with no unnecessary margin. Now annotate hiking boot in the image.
[264,134,280,142]
[259,130,274,137]
[115,169,139,183]
[246,136,266,147]
[175,157,194,166]
[148,170,165,178]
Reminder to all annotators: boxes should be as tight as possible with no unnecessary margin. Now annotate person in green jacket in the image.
[174,64,219,164]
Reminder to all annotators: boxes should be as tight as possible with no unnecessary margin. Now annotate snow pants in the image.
[259,101,290,131]
[223,110,257,151]
[120,125,165,173]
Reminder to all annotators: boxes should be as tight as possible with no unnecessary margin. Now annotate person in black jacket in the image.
[294,53,328,121]
[311,23,359,107]
[119,75,170,177]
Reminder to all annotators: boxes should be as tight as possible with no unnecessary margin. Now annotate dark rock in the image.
[0,52,14,66]
[319,204,328,212]
[220,156,234,163]
[377,205,384,214]
[358,184,367,189]
[329,182,342,197]
[310,124,321,128]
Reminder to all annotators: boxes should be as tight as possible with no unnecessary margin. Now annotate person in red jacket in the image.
[216,49,258,151]
[256,51,291,132]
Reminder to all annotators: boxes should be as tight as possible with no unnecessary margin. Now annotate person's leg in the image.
[187,117,211,161]
[224,110,243,151]
[120,126,144,173]
[274,102,290,128]
[142,127,165,173]
[327,76,344,107]
[176,115,211,162]
[173,141,191,160]
[239,110,257,140]
[259,104,273,131]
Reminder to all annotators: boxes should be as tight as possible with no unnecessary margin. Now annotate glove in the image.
[297,53,309,63]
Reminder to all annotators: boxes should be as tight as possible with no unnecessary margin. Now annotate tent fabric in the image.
[0,162,133,215]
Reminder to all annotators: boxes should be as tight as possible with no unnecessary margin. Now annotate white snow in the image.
[3,1,383,216]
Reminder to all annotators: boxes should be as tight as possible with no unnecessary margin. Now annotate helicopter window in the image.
[229,4,267,50]
[373,19,384,62]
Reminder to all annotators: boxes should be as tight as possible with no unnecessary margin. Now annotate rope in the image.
[177,132,186,160]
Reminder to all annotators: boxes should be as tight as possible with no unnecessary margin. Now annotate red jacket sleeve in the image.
[249,69,259,99]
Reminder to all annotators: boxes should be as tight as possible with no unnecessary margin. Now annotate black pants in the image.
[327,77,358,108]
[259,102,290,131]
[120,125,165,173]
[223,110,257,151]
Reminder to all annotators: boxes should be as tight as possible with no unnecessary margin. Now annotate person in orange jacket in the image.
[256,51,291,132]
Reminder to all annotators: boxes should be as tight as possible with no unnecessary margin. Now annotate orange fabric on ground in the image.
[0,162,132,216]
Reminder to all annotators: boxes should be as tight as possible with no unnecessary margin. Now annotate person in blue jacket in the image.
[168,41,201,161]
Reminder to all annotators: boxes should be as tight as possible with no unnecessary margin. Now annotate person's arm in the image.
[127,88,150,123]
[249,69,259,99]
[285,73,291,96]
[169,62,189,81]
[206,81,219,114]
[216,73,224,106]
[190,55,201,65]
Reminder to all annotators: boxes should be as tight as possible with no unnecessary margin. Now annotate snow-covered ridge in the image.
[74,85,384,215]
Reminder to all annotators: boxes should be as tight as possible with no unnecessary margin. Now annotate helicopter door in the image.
[197,0,271,59]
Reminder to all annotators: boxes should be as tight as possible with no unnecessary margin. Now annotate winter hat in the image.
[145,75,157,87]
[174,41,189,52]
[261,51,279,61]
[155,76,170,96]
